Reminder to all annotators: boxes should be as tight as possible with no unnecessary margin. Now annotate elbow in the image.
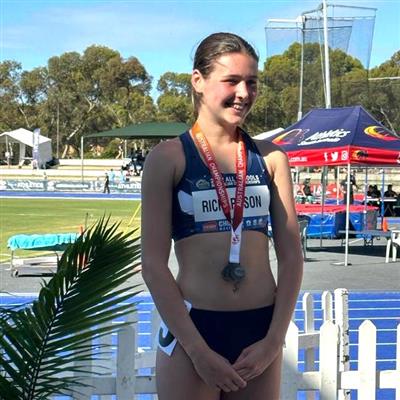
[276,250,304,277]
[141,258,170,288]
[276,244,303,267]
[140,258,156,286]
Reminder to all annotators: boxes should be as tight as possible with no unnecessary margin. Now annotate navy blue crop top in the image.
[171,131,272,241]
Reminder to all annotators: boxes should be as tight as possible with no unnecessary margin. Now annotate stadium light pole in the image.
[322,0,332,109]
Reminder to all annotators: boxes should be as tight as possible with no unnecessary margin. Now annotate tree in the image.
[367,51,400,132]
[42,46,155,157]
[0,61,30,131]
[156,72,194,123]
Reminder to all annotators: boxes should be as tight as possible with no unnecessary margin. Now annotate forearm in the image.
[266,260,303,345]
[142,263,208,357]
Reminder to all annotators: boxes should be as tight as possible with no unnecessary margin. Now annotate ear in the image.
[191,69,205,94]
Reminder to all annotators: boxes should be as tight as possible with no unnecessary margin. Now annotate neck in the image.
[195,115,239,145]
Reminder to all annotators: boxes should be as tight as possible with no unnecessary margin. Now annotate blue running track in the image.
[1,291,399,400]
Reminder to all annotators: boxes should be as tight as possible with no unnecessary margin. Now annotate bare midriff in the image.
[174,230,276,311]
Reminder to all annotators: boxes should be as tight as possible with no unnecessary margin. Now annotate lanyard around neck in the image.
[191,122,247,263]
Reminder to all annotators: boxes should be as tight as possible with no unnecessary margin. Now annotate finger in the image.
[226,380,241,392]
[218,384,232,392]
[233,375,247,388]
[234,367,249,377]
[232,374,247,389]
[234,351,248,364]
[241,372,255,381]
[233,359,248,369]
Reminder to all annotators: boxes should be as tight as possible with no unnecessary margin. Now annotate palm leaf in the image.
[0,217,142,399]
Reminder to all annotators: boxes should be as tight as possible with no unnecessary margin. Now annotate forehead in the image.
[209,52,258,76]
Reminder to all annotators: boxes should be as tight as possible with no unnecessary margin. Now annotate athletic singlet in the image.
[172,131,271,241]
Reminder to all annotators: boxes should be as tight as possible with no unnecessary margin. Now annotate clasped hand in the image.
[191,338,281,392]
[191,348,246,392]
[232,337,282,382]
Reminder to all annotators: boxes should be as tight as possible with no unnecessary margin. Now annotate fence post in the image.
[116,324,136,399]
[322,291,333,322]
[73,338,93,400]
[358,320,376,400]
[303,292,316,400]
[99,322,113,400]
[281,321,299,400]
[320,321,339,400]
[334,288,350,400]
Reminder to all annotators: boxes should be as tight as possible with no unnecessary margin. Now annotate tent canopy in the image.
[86,122,190,139]
[267,106,400,166]
[253,127,284,140]
[0,128,52,164]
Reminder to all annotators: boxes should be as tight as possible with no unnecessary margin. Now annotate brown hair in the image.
[192,32,259,113]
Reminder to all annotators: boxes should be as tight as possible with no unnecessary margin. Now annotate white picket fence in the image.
[54,288,400,399]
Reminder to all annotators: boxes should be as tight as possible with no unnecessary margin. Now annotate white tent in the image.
[0,128,52,167]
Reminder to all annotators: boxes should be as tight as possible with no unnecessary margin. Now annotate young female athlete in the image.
[141,32,303,399]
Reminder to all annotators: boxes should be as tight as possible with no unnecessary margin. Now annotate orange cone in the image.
[382,217,388,232]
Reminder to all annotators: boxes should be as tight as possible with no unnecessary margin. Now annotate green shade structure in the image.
[80,121,190,181]
[86,121,190,139]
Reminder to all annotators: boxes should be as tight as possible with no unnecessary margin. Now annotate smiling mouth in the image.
[226,101,247,113]
[233,104,245,111]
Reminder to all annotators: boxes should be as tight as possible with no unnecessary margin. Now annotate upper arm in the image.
[140,140,182,270]
[261,143,302,262]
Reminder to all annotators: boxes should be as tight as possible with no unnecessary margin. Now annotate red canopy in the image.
[268,106,400,167]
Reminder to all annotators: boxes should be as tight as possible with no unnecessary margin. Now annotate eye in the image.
[224,78,239,85]
[247,79,258,88]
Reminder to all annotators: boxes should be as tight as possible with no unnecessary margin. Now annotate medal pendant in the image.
[221,262,245,289]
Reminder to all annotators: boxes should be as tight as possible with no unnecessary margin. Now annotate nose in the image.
[236,80,249,100]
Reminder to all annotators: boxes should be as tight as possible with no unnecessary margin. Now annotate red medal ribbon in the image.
[191,122,247,233]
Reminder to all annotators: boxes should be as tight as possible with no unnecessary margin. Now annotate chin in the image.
[228,114,247,125]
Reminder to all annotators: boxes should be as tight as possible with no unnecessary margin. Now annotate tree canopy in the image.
[0,43,399,157]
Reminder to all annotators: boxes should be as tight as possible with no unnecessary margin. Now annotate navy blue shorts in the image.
[189,304,275,364]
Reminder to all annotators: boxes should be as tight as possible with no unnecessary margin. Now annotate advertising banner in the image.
[0,179,142,194]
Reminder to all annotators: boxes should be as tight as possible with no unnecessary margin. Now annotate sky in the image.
[1,0,399,99]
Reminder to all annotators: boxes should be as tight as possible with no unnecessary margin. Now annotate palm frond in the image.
[0,217,142,400]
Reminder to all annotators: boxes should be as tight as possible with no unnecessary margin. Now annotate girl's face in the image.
[192,52,258,127]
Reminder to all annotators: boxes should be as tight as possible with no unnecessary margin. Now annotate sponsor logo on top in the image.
[273,128,351,146]
[364,126,399,141]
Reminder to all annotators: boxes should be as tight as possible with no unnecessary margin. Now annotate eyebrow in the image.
[221,74,258,80]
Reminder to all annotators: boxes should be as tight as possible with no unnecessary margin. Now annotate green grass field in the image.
[0,198,141,262]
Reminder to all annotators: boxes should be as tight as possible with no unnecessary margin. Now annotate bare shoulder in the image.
[143,137,184,183]
[145,137,183,167]
[253,139,289,178]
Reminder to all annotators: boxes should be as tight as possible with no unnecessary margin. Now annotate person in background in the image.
[103,172,110,194]
[367,184,375,198]
[300,178,313,203]
[141,32,303,399]
[384,184,397,198]
[372,184,381,199]
[341,173,358,205]
[384,184,397,216]
[109,168,115,184]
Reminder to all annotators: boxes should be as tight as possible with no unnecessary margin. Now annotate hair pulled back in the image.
[192,32,259,113]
